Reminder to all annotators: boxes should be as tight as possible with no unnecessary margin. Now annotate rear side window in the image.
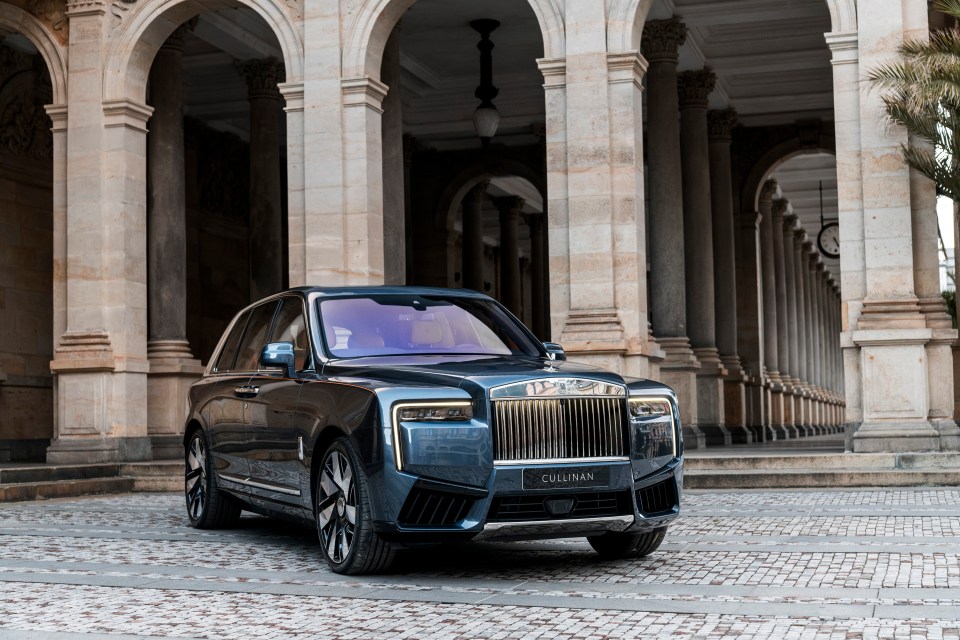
[213,311,250,372]
[233,302,279,372]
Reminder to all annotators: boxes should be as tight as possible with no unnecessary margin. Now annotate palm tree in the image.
[867,0,960,200]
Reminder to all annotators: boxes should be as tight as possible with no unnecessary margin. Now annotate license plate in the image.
[522,467,610,490]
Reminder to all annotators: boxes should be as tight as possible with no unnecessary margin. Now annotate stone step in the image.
[120,461,184,493]
[0,463,121,485]
[0,477,135,502]
[684,452,960,471]
[683,468,960,489]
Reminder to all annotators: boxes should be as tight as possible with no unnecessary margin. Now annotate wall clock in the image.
[817,221,839,259]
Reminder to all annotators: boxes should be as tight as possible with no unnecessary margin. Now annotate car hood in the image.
[321,354,630,393]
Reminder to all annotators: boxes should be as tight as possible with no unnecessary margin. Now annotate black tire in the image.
[588,526,667,559]
[184,429,241,529]
[315,437,395,575]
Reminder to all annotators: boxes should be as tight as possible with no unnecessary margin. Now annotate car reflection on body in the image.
[183,286,683,575]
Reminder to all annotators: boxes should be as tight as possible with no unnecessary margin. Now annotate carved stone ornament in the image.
[707,109,737,141]
[110,0,137,29]
[677,68,716,107]
[0,57,53,161]
[759,178,779,204]
[28,0,68,44]
[641,18,687,64]
[771,197,790,220]
[238,58,285,99]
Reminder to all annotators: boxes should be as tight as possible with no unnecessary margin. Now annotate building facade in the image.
[0,0,957,464]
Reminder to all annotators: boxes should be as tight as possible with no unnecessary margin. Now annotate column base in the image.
[852,421,944,453]
[693,348,728,445]
[148,340,205,457]
[657,337,702,448]
[46,436,152,465]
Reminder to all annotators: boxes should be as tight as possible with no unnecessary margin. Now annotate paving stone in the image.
[0,490,957,638]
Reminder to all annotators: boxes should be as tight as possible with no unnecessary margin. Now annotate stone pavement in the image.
[0,489,957,639]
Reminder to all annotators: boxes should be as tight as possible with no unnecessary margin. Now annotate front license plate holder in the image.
[522,466,610,490]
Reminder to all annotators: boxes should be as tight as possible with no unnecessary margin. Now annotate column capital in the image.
[770,197,790,222]
[162,17,198,52]
[523,211,544,231]
[537,58,567,88]
[641,18,687,64]
[707,108,737,142]
[793,227,808,244]
[492,195,525,218]
[783,210,798,233]
[677,68,716,108]
[759,179,780,205]
[465,179,490,205]
[238,58,285,100]
[65,0,106,18]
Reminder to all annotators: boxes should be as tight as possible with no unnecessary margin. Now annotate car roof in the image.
[286,285,493,300]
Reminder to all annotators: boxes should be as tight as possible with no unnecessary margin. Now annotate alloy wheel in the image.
[185,435,206,521]
[317,449,357,564]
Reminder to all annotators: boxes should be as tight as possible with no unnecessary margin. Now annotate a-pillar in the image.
[771,198,795,437]
[146,23,204,459]
[461,181,488,292]
[494,196,524,316]
[524,212,547,339]
[239,58,285,300]
[758,179,783,440]
[678,69,727,444]
[642,18,702,443]
[48,0,153,463]
[782,208,803,436]
[708,109,748,441]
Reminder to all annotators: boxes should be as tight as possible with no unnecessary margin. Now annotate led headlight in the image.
[628,396,677,457]
[392,401,473,470]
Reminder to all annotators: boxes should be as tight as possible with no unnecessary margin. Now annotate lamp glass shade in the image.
[473,105,500,140]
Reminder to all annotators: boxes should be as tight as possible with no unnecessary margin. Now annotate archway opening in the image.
[0,31,54,461]
[378,0,549,335]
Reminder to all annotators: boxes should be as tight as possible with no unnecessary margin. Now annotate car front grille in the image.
[488,491,632,522]
[491,397,627,462]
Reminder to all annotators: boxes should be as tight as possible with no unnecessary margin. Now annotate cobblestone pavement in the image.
[0,489,958,639]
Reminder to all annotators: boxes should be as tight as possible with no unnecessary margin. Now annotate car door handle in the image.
[234,385,260,398]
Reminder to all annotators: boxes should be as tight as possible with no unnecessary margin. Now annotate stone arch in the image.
[103,0,304,103]
[824,0,857,32]
[0,3,67,104]
[612,0,855,53]
[436,159,546,232]
[341,0,565,81]
[742,133,837,213]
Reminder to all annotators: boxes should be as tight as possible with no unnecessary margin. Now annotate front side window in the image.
[269,297,311,371]
[233,301,279,372]
[213,310,250,372]
[318,294,542,358]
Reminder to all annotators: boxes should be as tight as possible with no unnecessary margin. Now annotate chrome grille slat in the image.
[492,396,627,462]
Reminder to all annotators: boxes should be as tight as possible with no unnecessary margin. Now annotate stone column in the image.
[524,212,547,339]
[381,26,405,285]
[771,198,793,437]
[239,58,285,300]
[810,254,824,428]
[793,227,813,435]
[758,180,782,439]
[801,239,818,431]
[461,181,488,293]
[781,208,801,435]
[678,69,727,442]
[494,196,524,316]
[736,209,765,442]
[48,0,153,464]
[146,24,204,459]
[279,81,305,286]
[709,109,747,438]
[643,19,701,441]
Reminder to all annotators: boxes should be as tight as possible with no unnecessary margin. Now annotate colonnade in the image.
[642,19,843,447]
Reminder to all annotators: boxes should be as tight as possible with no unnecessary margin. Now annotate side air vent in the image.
[636,478,678,516]
[398,488,474,527]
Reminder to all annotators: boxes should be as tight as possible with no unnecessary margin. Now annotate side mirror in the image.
[260,342,296,377]
[543,342,566,362]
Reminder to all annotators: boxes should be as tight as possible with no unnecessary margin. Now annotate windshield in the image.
[317,294,543,358]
